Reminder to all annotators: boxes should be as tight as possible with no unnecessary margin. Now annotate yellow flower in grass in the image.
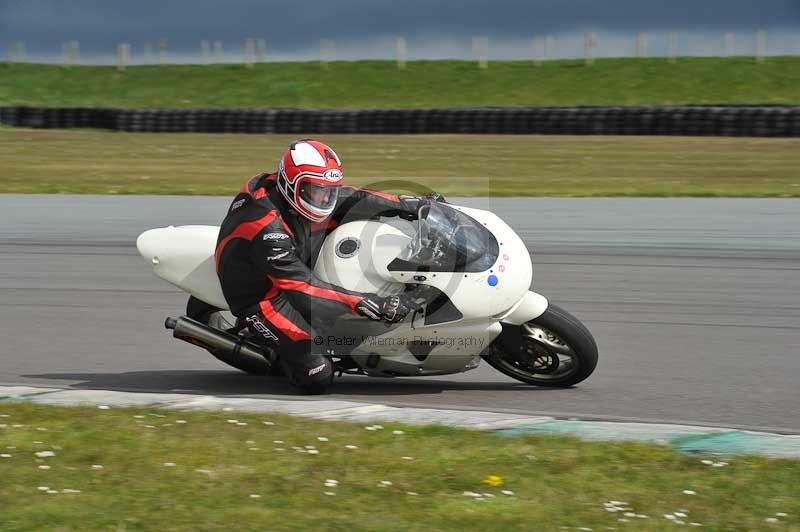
[483,475,504,487]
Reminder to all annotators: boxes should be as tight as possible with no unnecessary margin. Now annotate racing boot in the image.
[281,340,334,395]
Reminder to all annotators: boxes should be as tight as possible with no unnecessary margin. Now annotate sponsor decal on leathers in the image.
[245,315,279,342]
[308,363,327,376]
[266,250,291,262]
[263,232,290,240]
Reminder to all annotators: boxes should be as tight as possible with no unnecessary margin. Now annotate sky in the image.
[2,0,798,63]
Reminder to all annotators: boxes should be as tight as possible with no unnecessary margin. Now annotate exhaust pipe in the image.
[165,316,273,372]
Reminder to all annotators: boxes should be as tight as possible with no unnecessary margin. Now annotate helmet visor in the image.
[299,182,339,211]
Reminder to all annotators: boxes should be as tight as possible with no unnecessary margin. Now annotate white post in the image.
[64,40,80,65]
[667,32,678,64]
[62,42,71,66]
[545,35,556,60]
[532,35,544,66]
[473,35,488,69]
[244,38,255,67]
[724,32,735,57]
[213,41,223,63]
[158,39,168,64]
[116,43,130,71]
[144,41,154,65]
[8,41,26,62]
[200,40,211,64]
[636,32,649,58]
[320,39,335,68]
[584,32,596,65]
[256,38,266,63]
[396,35,407,70]
[756,30,766,63]
[329,39,337,63]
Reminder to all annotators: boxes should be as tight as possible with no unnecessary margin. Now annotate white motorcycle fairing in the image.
[137,225,227,309]
[136,202,549,377]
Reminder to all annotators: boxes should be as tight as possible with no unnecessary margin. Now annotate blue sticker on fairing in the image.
[487,275,498,286]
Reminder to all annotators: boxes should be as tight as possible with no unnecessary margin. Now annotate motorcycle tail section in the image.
[136,225,228,309]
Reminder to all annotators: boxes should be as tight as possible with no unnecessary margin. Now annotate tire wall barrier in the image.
[1,105,799,137]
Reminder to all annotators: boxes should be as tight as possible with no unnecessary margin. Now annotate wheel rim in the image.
[490,323,580,382]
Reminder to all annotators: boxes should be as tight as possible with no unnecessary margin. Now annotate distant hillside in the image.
[1,57,798,108]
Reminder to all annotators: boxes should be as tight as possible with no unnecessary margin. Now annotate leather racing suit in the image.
[215,172,416,391]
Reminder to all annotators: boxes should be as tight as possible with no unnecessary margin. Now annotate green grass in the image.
[1,129,799,197]
[0,403,798,531]
[1,57,799,109]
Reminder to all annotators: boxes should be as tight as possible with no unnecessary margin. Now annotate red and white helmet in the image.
[277,139,343,222]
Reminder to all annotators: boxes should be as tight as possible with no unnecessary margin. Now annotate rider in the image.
[216,139,424,394]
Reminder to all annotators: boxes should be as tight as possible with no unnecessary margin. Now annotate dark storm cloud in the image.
[1,0,798,58]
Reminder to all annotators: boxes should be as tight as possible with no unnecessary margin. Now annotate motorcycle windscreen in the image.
[387,201,499,273]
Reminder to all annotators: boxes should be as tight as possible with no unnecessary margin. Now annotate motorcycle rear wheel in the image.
[185,296,275,376]
[482,303,598,387]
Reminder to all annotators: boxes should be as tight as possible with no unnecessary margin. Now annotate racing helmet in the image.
[277,140,343,222]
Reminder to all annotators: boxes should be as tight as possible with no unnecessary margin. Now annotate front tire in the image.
[482,303,598,387]
[185,296,274,376]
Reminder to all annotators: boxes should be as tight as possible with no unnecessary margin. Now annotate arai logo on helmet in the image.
[322,169,343,182]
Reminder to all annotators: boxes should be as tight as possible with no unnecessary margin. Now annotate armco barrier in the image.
[1,105,799,137]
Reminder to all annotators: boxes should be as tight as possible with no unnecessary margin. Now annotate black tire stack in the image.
[1,105,799,137]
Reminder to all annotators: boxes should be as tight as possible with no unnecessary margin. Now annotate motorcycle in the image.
[136,200,598,388]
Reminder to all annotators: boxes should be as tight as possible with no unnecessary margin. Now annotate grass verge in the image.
[1,129,799,197]
[1,58,799,108]
[0,403,798,531]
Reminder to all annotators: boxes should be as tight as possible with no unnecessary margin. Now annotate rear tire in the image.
[482,303,598,387]
[185,296,274,376]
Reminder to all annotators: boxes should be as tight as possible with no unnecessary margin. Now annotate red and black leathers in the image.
[215,173,416,344]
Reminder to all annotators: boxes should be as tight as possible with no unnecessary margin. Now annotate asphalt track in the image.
[1,195,798,433]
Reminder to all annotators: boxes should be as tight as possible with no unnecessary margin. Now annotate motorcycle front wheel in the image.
[482,303,598,387]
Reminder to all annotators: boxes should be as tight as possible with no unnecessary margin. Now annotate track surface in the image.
[2,195,798,432]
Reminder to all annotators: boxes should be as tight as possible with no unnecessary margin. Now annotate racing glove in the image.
[356,295,416,323]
